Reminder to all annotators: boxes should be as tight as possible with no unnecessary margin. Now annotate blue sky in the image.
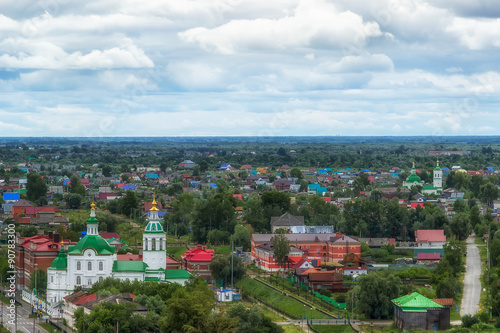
[1,0,499,137]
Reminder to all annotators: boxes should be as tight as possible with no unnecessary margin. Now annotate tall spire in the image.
[86,201,99,236]
[150,194,159,211]
[436,159,439,167]
[412,161,415,168]
[90,201,96,218]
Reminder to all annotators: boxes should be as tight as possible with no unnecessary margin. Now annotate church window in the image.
[76,276,81,285]
[77,262,81,271]
[88,279,92,286]
[99,276,103,282]
[88,261,92,271]
[152,238,156,251]
[99,262,103,271]
[51,276,53,283]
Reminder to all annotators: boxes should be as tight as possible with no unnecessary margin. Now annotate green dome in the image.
[144,221,164,234]
[49,247,67,270]
[434,166,442,171]
[406,174,423,183]
[68,235,115,255]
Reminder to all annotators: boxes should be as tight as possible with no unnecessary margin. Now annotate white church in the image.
[46,198,190,305]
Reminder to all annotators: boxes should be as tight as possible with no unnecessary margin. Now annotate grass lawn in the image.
[475,236,485,245]
[40,323,62,333]
[478,245,487,260]
[238,277,328,320]
[214,245,232,254]
[311,325,355,333]
[283,325,305,333]
[61,209,90,223]
[167,246,188,259]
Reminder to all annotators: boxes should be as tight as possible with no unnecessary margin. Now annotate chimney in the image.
[53,233,60,243]
[202,246,206,251]
[48,231,54,240]
[197,244,202,250]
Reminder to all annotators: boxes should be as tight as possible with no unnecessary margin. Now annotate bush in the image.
[462,314,480,328]
[471,322,495,332]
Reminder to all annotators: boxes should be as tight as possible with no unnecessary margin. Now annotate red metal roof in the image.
[181,246,214,262]
[417,252,441,260]
[432,298,454,306]
[73,293,97,305]
[415,229,446,243]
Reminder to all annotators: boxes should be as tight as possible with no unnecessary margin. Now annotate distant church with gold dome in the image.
[46,197,191,305]
[402,161,443,195]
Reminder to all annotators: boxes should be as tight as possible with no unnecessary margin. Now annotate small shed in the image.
[392,292,448,331]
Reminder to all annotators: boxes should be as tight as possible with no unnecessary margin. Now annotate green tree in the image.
[26,172,48,203]
[449,212,472,241]
[209,254,246,287]
[192,193,237,243]
[65,193,82,209]
[226,303,284,333]
[230,225,251,251]
[271,234,290,270]
[442,239,466,277]
[355,273,402,319]
[29,268,47,297]
[121,190,138,217]
[102,165,113,177]
[69,175,87,197]
[289,168,303,179]
[480,182,498,208]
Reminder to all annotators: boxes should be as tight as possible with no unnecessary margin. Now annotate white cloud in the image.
[0,38,154,69]
[179,0,383,54]
[446,17,500,50]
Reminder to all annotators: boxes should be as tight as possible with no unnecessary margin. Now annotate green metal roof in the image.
[68,235,115,255]
[392,292,443,311]
[86,216,99,224]
[49,247,67,270]
[144,221,164,233]
[422,184,437,189]
[434,166,442,171]
[165,269,191,280]
[112,260,148,272]
[145,277,160,281]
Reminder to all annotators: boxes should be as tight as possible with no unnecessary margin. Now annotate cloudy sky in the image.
[1,0,500,137]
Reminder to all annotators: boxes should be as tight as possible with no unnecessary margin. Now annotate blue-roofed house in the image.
[308,184,327,195]
[441,167,451,176]
[484,167,495,175]
[145,174,159,179]
[3,192,20,202]
[318,170,328,175]
[123,184,136,190]
[361,169,371,173]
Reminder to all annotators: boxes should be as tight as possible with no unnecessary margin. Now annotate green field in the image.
[238,277,329,320]
[311,325,355,333]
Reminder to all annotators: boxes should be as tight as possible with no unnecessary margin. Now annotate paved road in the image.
[460,236,481,316]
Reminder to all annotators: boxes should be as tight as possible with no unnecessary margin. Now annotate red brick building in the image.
[251,233,361,266]
[181,245,214,282]
[15,233,68,290]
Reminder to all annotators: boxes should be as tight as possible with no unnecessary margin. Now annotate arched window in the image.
[159,238,163,251]
[88,261,92,271]
[99,276,103,282]
[88,279,92,286]
[51,276,54,283]
[144,241,147,251]
[76,276,81,285]
[99,262,103,271]
[77,262,81,271]
[152,238,156,251]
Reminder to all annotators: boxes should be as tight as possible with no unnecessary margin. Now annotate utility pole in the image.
[487,225,491,319]
[33,263,38,333]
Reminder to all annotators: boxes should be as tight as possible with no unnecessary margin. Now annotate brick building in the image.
[15,232,67,290]
[181,245,214,282]
[251,233,361,267]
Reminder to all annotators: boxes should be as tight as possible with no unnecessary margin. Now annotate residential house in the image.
[181,244,215,282]
[253,242,304,271]
[415,230,446,248]
[270,212,305,232]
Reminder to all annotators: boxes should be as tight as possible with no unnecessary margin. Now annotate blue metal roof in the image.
[3,193,20,201]
[145,174,159,178]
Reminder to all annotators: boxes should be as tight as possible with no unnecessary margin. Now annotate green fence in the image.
[311,290,346,309]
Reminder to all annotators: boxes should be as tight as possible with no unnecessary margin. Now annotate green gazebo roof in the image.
[406,175,423,183]
[68,235,115,255]
[392,292,443,312]
[49,247,67,270]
